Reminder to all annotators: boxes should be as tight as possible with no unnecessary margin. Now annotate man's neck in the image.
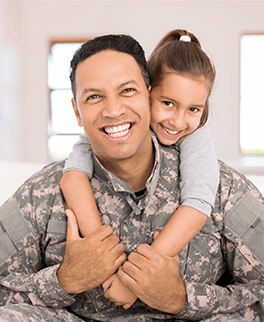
[100,139,154,193]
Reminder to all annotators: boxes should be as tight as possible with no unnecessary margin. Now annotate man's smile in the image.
[103,122,132,138]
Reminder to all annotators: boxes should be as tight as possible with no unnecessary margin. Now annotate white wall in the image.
[1,1,264,174]
[0,1,24,162]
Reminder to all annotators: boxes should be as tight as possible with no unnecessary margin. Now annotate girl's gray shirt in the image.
[64,126,219,217]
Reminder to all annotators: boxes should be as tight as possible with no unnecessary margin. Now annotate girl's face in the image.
[150,73,209,145]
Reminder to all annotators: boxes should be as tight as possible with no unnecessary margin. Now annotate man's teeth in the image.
[104,123,131,137]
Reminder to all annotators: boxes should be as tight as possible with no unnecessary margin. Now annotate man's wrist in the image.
[34,265,76,308]
[56,263,78,295]
[172,278,187,314]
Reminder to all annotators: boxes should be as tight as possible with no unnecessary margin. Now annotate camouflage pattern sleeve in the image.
[0,162,75,309]
[176,160,264,321]
[177,282,263,321]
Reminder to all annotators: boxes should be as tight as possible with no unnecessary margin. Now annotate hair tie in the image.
[179,35,191,42]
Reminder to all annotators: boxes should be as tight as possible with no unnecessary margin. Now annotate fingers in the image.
[123,303,132,309]
[118,265,137,288]
[153,231,160,240]
[135,243,154,259]
[95,224,114,241]
[102,275,114,292]
[118,245,164,289]
[114,252,127,270]
[65,209,81,243]
[172,254,180,262]
[119,245,154,284]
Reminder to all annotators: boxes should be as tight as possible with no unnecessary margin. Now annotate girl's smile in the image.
[150,73,209,145]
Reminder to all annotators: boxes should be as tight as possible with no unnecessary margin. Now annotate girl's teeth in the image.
[163,126,178,135]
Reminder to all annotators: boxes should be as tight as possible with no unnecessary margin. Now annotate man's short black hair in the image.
[70,34,150,99]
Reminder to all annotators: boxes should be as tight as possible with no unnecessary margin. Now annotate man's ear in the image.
[71,98,83,127]
[148,86,152,110]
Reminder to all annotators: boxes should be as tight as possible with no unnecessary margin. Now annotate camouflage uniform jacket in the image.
[0,135,264,321]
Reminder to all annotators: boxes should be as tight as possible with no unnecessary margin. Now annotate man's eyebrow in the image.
[80,80,139,97]
[118,80,139,89]
[82,87,102,94]
[81,87,103,97]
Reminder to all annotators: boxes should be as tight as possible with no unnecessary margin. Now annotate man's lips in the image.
[103,122,132,138]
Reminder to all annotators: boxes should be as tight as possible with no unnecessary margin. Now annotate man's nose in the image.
[101,96,126,118]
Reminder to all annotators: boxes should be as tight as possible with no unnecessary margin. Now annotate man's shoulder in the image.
[218,159,252,190]
[28,160,66,184]
[152,134,180,164]
[215,159,264,221]
[0,160,67,248]
[13,160,66,208]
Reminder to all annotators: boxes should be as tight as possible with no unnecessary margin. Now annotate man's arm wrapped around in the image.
[0,162,75,309]
[176,160,264,321]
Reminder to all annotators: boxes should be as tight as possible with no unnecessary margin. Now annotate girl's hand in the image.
[102,273,137,309]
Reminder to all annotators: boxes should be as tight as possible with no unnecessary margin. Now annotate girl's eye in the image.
[189,107,200,113]
[163,101,173,107]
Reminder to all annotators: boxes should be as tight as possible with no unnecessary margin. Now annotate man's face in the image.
[72,50,151,167]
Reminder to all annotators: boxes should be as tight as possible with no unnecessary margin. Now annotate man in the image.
[0,34,263,321]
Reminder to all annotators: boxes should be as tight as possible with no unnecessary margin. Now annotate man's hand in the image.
[102,273,138,309]
[118,244,187,314]
[57,209,126,295]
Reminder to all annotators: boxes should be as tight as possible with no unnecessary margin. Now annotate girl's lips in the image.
[160,124,183,138]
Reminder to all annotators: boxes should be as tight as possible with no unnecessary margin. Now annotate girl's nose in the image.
[168,111,186,130]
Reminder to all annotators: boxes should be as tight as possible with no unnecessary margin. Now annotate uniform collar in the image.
[93,131,161,199]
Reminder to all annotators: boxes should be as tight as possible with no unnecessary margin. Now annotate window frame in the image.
[47,38,89,162]
[240,32,264,156]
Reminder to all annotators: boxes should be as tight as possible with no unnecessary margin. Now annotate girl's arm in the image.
[179,126,219,217]
[152,126,219,256]
[61,134,102,237]
[60,170,101,237]
[151,205,207,256]
[61,137,137,309]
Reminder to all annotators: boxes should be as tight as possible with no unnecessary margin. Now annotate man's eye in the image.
[123,88,135,94]
[163,101,173,107]
[87,94,100,101]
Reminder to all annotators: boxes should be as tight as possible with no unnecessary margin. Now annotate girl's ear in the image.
[71,98,83,127]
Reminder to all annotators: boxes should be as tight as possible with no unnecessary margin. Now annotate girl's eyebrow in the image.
[160,95,176,102]
[160,95,205,108]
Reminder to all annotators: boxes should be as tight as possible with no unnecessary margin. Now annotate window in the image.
[240,34,264,155]
[48,41,85,161]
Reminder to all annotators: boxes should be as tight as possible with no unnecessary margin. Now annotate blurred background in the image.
[1,0,264,175]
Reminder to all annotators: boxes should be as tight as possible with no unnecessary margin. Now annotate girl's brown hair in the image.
[148,29,215,127]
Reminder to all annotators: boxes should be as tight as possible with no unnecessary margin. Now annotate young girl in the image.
[61,29,218,308]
